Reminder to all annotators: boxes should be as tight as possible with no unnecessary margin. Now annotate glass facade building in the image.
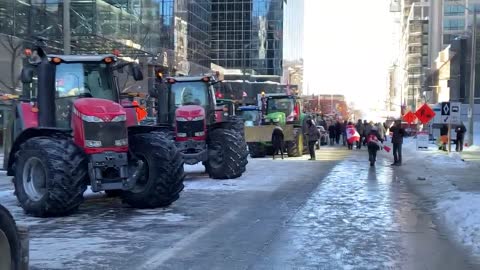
[0,0,211,83]
[211,0,284,76]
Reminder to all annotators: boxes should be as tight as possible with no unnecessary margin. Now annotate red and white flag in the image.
[346,125,360,144]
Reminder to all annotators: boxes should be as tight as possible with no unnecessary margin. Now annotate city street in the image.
[1,147,479,270]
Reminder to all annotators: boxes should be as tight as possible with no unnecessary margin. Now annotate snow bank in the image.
[464,145,480,152]
[437,192,480,254]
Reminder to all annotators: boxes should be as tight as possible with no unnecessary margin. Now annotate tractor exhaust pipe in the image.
[37,58,56,127]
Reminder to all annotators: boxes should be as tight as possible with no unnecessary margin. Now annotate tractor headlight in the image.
[194,131,205,137]
[85,140,102,148]
[177,132,187,137]
[192,116,204,121]
[114,138,128,146]
[111,115,127,122]
[176,117,188,122]
[82,115,104,123]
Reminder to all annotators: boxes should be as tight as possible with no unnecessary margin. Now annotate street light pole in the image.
[63,0,71,54]
[468,11,477,146]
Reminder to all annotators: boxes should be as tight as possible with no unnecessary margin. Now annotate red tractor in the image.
[150,74,248,179]
[2,42,185,217]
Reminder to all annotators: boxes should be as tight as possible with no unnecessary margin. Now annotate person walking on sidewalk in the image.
[271,121,285,160]
[355,119,365,149]
[455,122,467,152]
[439,124,448,151]
[342,120,348,146]
[335,120,342,145]
[306,119,321,160]
[328,123,336,146]
[366,126,383,166]
[346,122,360,150]
[390,120,405,166]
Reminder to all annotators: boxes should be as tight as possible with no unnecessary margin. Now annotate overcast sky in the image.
[303,0,395,112]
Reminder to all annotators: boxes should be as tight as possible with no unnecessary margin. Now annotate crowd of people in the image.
[320,118,405,166]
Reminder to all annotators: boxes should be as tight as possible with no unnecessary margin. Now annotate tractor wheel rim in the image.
[0,230,12,270]
[22,157,47,201]
[209,144,224,168]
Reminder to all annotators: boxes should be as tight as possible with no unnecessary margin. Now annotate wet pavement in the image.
[0,147,478,269]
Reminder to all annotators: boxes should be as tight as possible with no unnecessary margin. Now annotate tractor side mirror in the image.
[131,64,144,81]
[20,67,34,83]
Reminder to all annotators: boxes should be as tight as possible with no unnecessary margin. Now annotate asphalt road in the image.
[0,147,478,270]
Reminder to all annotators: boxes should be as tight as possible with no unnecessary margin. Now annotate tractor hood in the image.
[175,105,205,120]
[265,112,286,125]
[73,98,126,121]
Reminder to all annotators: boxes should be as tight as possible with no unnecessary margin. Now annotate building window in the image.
[444,18,465,30]
[444,5,465,16]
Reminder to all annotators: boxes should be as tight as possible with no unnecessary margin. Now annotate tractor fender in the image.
[5,128,70,176]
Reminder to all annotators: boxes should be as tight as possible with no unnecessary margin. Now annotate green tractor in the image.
[244,93,306,157]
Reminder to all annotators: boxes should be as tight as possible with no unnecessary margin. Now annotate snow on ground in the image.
[437,192,480,254]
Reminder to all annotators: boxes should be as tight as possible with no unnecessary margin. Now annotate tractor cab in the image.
[149,74,248,179]
[237,105,261,127]
[261,94,303,125]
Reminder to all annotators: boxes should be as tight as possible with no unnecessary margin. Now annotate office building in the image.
[210,0,284,76]
[0,0,211,91]
[283,0,304,94]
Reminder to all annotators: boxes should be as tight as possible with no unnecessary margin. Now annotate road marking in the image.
[140,209,240,269]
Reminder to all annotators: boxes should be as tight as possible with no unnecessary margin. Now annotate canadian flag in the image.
[346,125,360,144]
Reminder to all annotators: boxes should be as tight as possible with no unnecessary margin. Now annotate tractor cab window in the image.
[267,98,294,115]
[171,82,208,107]
[54,62,116,128]
[55,63,116,100]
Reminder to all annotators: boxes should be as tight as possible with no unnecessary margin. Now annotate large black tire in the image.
[287,131,304,157]
[206,128,248,179]
[248,142,266,158]
[121,133,185,208]
[0,204,21,270]
[228,116,245,139]
[13,137,88,217]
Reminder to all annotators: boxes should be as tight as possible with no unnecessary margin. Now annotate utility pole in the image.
[468,10,476,146]
[63,0,71,54]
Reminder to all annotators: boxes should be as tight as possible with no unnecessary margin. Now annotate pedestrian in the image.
[306,119,321,160]
[346,122,360,150]
[366,126,383,166]
[455,122,467,152]
[328,123,336,146]
[383,122,389,141]
[335,120,342,145]
[355,119,365,149]
[376,122,386,143]
[390,120,405,166]
[271,121,285,160]
[439,124,448,151]
[342,120,348,146]
[363,121,373,146]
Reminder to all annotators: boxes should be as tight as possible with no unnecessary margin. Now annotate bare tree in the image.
[0,34,23,94]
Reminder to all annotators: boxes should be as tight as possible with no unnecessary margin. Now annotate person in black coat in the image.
[455,122,467,152]
[355,119,365,149]
[366,126,382,166]
[335,121,342,145]
[328,123,336,146]
[271,121,285,160]
[390,120,405,166]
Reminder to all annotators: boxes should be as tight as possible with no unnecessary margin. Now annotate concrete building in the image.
[400,0,430,110]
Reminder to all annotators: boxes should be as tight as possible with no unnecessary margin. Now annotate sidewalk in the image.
[394,139,480,261]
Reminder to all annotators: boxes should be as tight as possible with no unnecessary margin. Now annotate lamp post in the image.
[63,0,71,54]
